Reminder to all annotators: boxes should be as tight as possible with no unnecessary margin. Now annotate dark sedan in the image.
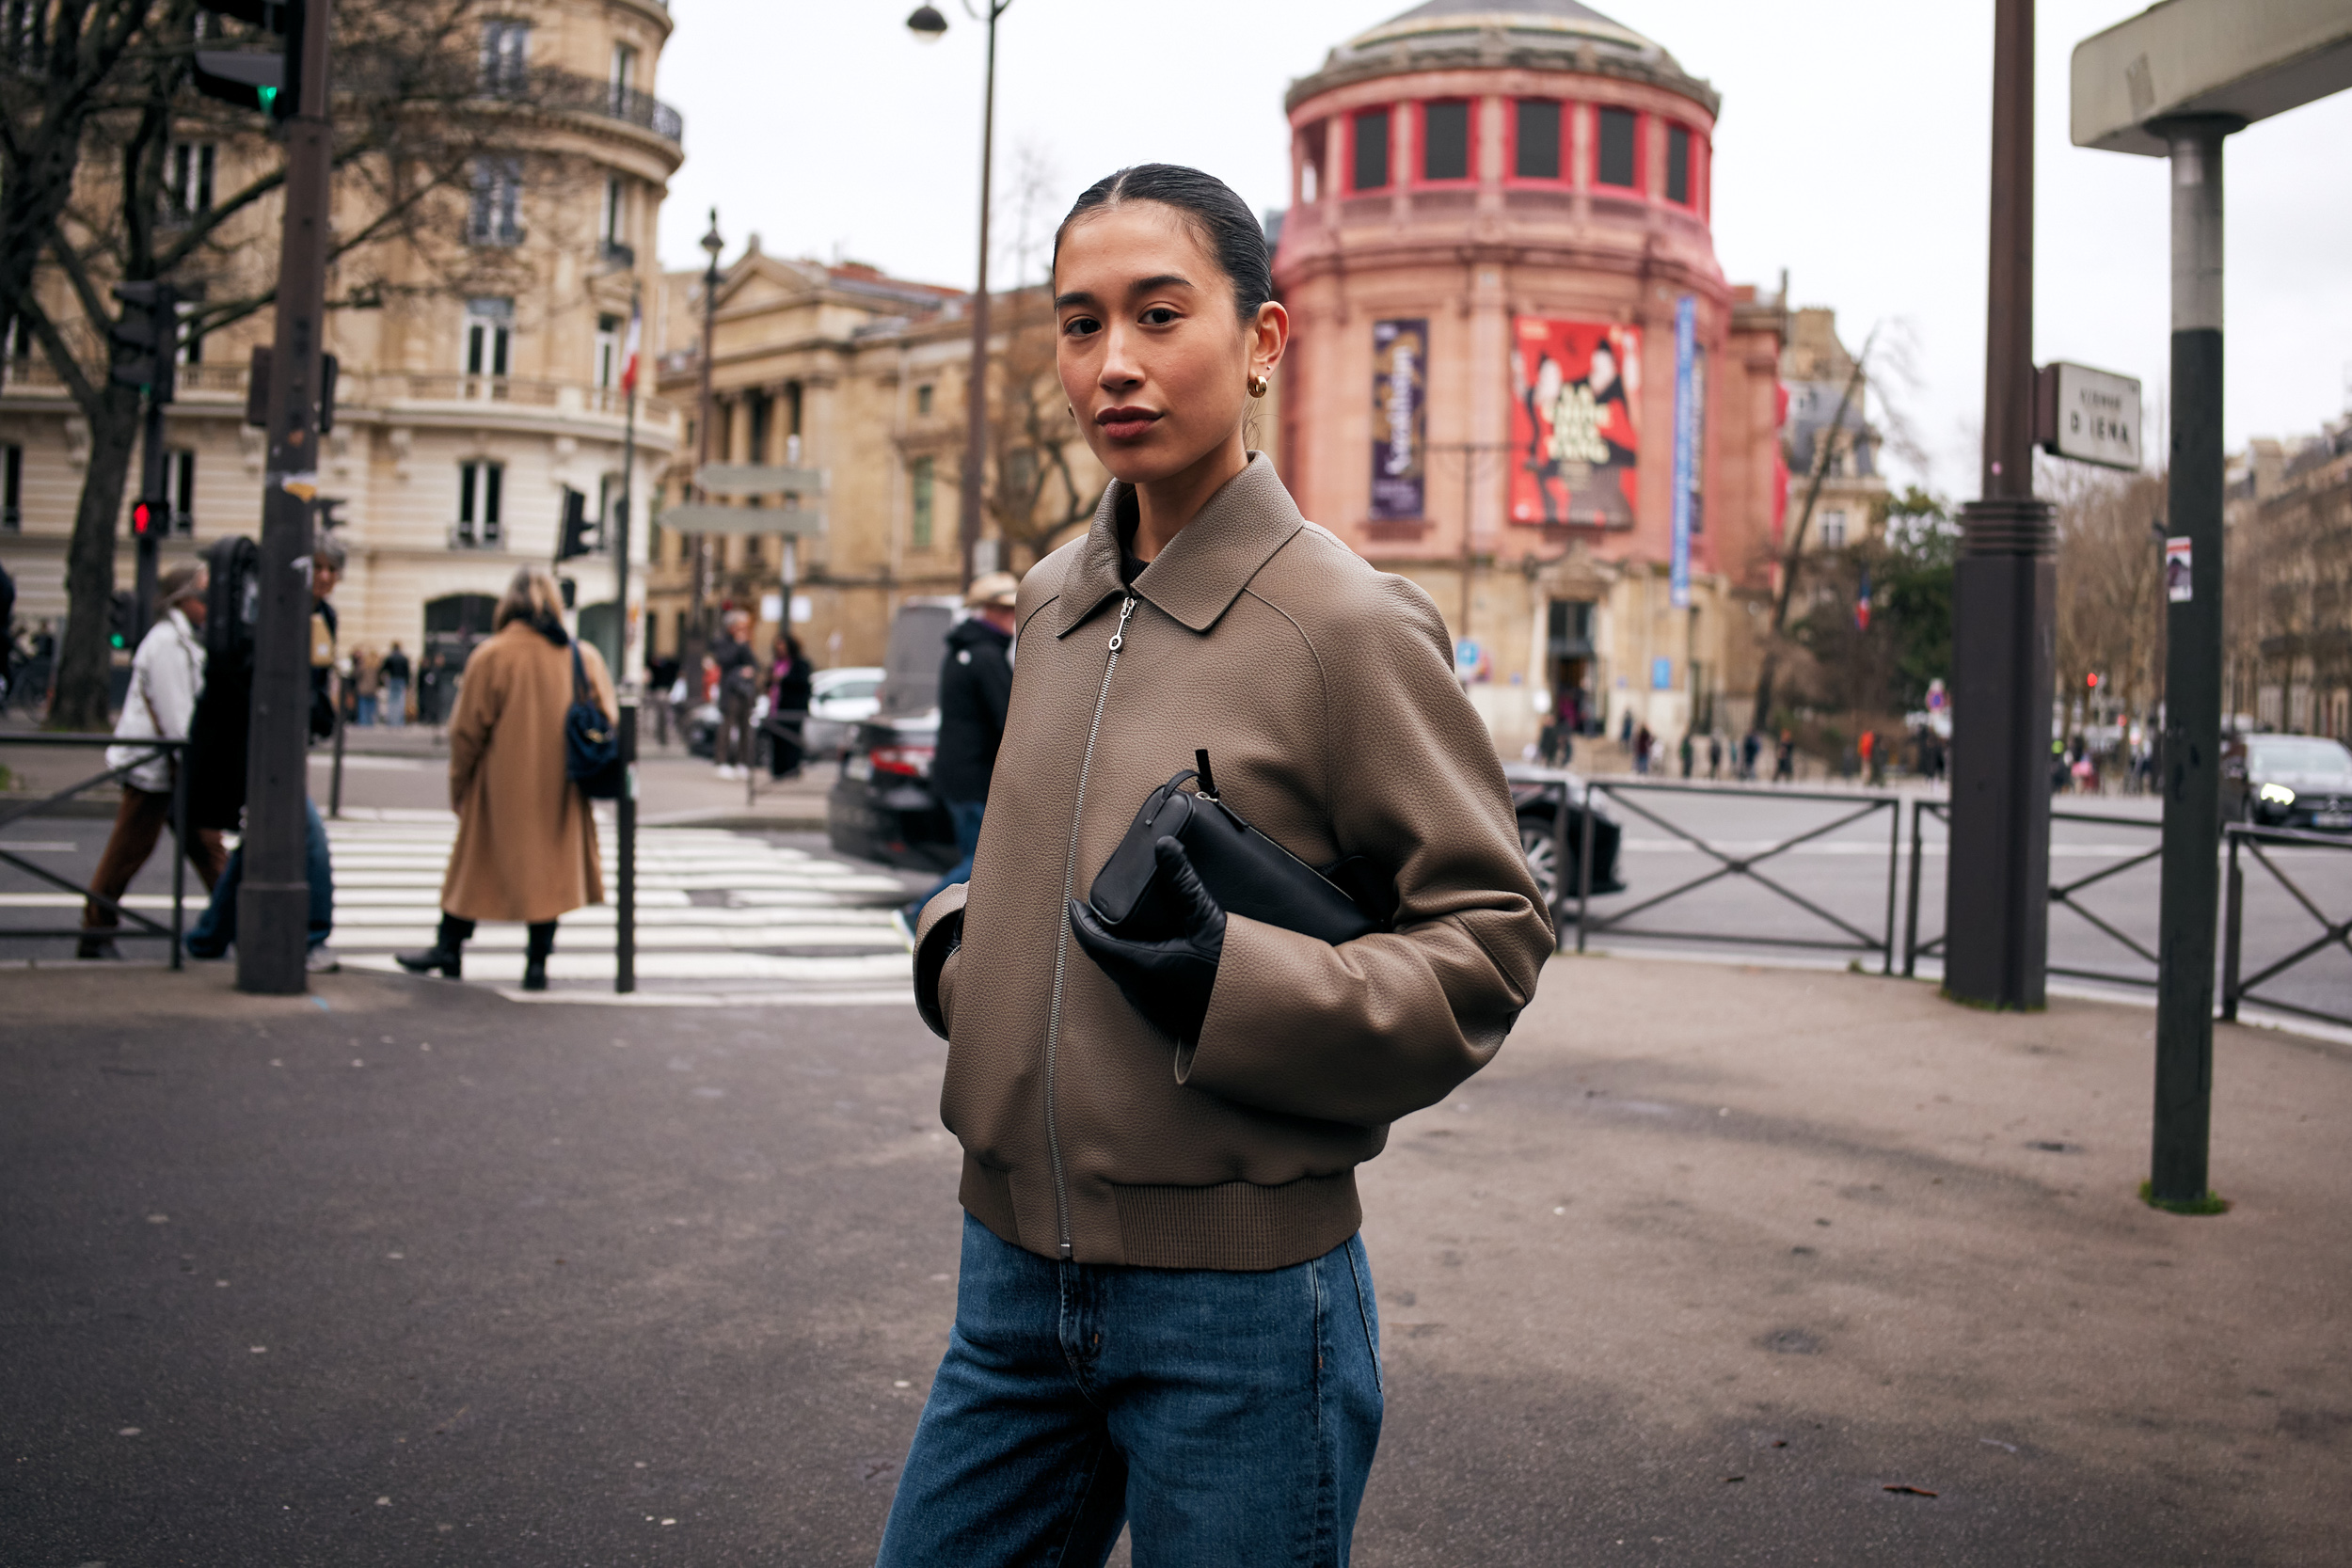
[1502,764,1628,908]
[2223,734,2352,832]
[826,714,961,872]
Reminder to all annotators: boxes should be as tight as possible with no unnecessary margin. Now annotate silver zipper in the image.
[1041,593,1136,1260]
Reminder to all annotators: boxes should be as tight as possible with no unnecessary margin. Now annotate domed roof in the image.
[1288,0,1717,118]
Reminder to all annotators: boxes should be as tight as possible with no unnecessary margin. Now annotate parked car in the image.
[799,666,886,760]
[827,601,961,870]
[1502,764,1628,907]
[2222,733,2352,831]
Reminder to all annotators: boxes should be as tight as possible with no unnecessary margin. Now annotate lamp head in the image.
[699,207,724,264]
[906,5,946,40]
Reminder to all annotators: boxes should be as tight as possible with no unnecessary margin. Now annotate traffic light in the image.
[109,282,181,403]
[555,486,596,562]
[245,346,340,432]
[131,497,165,538]
[109,590,135,650]
[193,0,304,121]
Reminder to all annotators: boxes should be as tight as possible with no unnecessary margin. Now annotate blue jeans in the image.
[383,677,406,727]
[908,798,987,924]
[876,1214,1383,1568]
[186,797,334,955]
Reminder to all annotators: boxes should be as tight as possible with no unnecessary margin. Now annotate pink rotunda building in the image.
[1271,0,1789,754]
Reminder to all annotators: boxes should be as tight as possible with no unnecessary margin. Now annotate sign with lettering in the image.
[1370,319,1427,521]
[2037,361,2142,470]
[1509,318,1642,529]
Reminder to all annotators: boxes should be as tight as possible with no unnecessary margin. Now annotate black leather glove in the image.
[914,905,962,1040]
[1068,836,1226,1047]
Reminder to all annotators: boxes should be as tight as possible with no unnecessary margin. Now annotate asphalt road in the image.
[8,958,2345,1566]
[1565,781,2352,1027]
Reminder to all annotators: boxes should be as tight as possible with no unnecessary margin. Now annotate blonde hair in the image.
[493,567,567,635]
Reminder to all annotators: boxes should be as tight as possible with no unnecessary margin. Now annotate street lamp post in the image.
[693,210,723,653]
[909,0,1011,589]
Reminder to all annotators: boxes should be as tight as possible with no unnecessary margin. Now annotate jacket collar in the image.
[1050,452,1305,639]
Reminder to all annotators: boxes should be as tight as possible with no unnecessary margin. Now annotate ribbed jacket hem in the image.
[959,1156,1362,1273]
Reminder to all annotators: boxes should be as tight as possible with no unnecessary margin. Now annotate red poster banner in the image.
[1509,318,1641,528]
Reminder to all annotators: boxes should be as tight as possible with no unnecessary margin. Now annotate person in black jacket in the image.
[708,610,758,779]
[897,571,1017,942]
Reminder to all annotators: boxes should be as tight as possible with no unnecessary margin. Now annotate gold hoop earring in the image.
[1247,373,1269,399]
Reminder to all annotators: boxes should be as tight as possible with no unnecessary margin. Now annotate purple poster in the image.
[1371,319,1427,520]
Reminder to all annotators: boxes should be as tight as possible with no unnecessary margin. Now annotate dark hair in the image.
[1053,164,1273,322]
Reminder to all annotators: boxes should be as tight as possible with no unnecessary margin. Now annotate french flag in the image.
[620,299,642,393]
[1854,566,1872,633]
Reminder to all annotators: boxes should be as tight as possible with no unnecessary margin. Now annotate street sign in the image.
[2035,361,2142,469]
[1454,639,1481,677]
[1651,656,1674,691]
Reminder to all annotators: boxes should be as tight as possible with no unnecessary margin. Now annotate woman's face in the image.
[1588,346,1616,394]
[1053,202,1284,488]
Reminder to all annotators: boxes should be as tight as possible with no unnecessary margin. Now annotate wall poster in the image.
[1509,317,1641,529]
[1370,319,1427,520]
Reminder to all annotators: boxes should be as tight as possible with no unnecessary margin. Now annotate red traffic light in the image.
[2087,673,2101,689]
[132,499,156,537]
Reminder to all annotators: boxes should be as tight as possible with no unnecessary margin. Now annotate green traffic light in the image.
[257,85,277,115]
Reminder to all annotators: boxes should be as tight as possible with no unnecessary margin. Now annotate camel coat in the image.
[440,621,614,923]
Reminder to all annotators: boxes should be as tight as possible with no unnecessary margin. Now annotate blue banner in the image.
[1670,294,1695,610]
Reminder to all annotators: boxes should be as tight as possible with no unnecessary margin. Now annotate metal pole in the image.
[134,396,165,645]
[1903,800,1926,978]
[616,284,639,688]
[1944,0,2056,1010]
[1576,787,1597,955]
[237,0,332,995]
[2150,117,2233,1205]
[958,2,1003,591]
[327,689,344,816]
[693,220,720,657]
[1882,797,1901,975]
[2218,826,2242,1023]
[617,694,636,994]
[168,744,185,971]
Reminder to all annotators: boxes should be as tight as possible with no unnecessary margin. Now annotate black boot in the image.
[396,914,471,979]
[522,921,555,991]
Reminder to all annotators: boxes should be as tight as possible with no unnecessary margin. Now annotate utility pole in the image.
[1944,0,2057,1011]
[692,211,723,658]
[237,0,333,995]
[2071,0,2352,1205]
[615,284,640,995]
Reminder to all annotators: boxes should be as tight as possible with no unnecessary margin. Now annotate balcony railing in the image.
[2,358,674,423]
[486,68,684,145]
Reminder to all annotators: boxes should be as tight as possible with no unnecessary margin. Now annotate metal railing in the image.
[1904,803,2165,990]
[0,735,190,966]
[1573,780,1904,973]
[2222,823,2352,1030]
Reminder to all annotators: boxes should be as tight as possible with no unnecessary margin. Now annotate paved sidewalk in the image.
[2,956,2344,1564]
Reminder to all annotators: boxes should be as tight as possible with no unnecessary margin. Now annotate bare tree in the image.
[19,0,587,726]
[980,146,1100,571]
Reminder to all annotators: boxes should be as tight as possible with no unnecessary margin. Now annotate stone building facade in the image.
[1269,0,1788,755]
[644,250,1107,673]
[0,0,684,687]
[2224,417,2352,740]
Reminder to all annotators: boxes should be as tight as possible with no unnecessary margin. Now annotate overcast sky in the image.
[652,0,2352,496]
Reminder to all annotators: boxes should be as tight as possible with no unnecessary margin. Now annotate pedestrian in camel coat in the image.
[397,567,613,990]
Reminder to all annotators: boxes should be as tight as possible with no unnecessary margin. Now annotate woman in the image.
[888,166,1553,1567]
[763,630,813,778]
[396,568,613,991]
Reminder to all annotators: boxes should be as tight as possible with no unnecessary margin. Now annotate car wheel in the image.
[1519,820,1563,906]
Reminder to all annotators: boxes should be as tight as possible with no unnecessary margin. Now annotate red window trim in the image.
[1661,120,1704,211]
[1411,96,1479,187]
[1591,103,1645,195]
[1501,95,1571,188]
[1346,105,1394,194]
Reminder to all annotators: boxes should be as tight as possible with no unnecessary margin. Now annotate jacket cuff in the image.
[913,881,969,1039]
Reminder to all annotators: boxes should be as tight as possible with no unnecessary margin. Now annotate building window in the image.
[464,296,513,378]
[1514,99,1562,181]
[1351,107,1390,192]
[175,299,203,365]
[1665,123,1692,205]
[2,442,20,531]
[595,312,620,389]
[467,156,522,245]
[911,456,934,550]
[166,449,196,533]
[1299,119,1327,202]
[1420,100,1470,182]
[168,142,215,218]
[749,390,773,464]
[1596,106,1639,190]
[916,383,933,417]
[457,460,503,546]
[480,18,529,91]
[599,174,631,262]
[610,40,636,99]
[1820,510,1847,549]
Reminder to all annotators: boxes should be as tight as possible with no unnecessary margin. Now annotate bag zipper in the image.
[1041,592,1136,1260]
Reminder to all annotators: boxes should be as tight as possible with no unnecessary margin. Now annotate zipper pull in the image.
[1106,595,1136,654]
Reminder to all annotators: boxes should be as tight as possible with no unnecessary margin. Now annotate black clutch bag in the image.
[1087,751,1394,945]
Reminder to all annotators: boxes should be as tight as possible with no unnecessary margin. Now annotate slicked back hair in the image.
[1054,164,1273,323]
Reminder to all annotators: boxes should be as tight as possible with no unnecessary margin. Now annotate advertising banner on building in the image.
[1370,319,1427,520]
[1509,317,1640,529]
[1670,294,1695,608]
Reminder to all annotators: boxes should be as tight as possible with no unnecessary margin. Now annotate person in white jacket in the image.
[80,562,227,958]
